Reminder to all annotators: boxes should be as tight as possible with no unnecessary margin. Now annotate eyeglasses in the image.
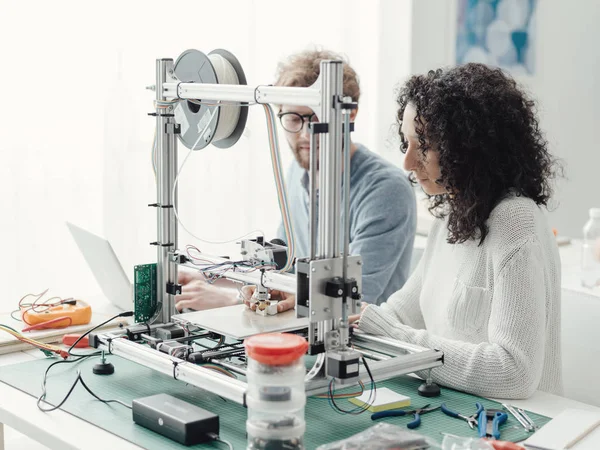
[277,111,319,133]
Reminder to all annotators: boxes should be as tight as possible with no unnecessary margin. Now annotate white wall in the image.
[0,0,413,313]
[410,0,600,239]
[533,0,600,238]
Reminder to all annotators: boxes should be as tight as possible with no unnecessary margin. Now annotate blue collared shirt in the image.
[277,144,416,305]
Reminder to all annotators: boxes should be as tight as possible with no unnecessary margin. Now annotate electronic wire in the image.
[327,356,377,415]
[37,357,131,412]
[261,103,296,272]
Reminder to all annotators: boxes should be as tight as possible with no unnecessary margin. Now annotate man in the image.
[176,49,416,312]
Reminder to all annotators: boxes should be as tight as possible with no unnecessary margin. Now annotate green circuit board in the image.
[134,263,157,323]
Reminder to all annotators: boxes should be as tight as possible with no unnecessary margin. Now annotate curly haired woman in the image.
[356,63,562,399]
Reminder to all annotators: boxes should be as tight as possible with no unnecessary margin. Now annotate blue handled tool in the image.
[371,404,440,429]
[478,409,508,440]
[441,402,484,429]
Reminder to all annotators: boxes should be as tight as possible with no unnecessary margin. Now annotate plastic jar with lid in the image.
[244,332,308,450]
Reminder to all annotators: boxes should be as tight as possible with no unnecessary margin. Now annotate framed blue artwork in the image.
[456,0,537,74]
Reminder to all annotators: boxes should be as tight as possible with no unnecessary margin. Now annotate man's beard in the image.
[292,142,319,171]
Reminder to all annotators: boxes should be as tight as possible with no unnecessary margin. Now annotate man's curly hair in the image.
[397,63,560,245]
[274,49,360,103]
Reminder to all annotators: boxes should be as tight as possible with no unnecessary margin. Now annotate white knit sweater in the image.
[359,195,563,399]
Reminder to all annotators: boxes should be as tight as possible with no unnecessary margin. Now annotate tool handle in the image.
[478,409,488,438]
[441,403,459,418]
[491,412,509,440]
[475,402,484,416]
[407,413,421,429]
[371,410,407,421]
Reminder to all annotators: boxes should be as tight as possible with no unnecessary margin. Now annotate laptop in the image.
[66,222,133,312]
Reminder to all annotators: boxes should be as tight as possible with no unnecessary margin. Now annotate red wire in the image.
[22,316,73,332]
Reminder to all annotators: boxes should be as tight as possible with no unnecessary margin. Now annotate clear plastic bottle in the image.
[582,208,600,288]
[244,333,308,450]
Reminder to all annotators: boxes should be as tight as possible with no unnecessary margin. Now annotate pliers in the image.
[371,404,440,429]
[441,402,484,429]
[478,409,509,440]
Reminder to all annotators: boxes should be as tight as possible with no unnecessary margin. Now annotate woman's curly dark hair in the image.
[397,63,560,245]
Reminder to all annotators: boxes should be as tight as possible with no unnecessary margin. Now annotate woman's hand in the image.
[349,302,369,326]
[240,285,296,313]
[175,271,238,311]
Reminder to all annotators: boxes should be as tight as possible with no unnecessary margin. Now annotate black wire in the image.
[260,269,266,288]
[35,311,135,412]
[68,311,134,357]
[207,433,234,450]
[77,374,131,409]
[38,367,131,412]
[37,355,93,411]
[329,380,372,415]
[38,370,83,412]
[328,356,377,415]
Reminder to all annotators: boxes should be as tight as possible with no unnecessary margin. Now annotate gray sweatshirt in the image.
[277,144,416,305]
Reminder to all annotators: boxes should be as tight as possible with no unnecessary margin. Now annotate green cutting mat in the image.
[0,355,549,449]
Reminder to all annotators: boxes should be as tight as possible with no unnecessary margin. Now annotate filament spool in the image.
[173,49,248,150]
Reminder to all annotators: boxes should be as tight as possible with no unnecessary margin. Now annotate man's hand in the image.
[240,285,296,313]
[175,270,238,312]
[349,302,369,325]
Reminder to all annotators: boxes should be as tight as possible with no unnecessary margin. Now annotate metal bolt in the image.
[324,266,330,271]
[352,287,358,293]
[357,260,362,266]
[324,307,330,313]
[311,311,316,315]
[311,268,316,272]
[337,289,343,296]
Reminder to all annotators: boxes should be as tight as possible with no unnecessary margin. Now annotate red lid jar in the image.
[244,333,308,366]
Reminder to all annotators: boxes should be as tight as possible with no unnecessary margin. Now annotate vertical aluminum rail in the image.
[317,60,344,260]
[341,99,353,334]
[155,59,178,323]
[316,61,344,342]
[309,130,318,260]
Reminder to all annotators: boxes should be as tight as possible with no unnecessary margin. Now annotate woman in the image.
[357,63,562,399]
